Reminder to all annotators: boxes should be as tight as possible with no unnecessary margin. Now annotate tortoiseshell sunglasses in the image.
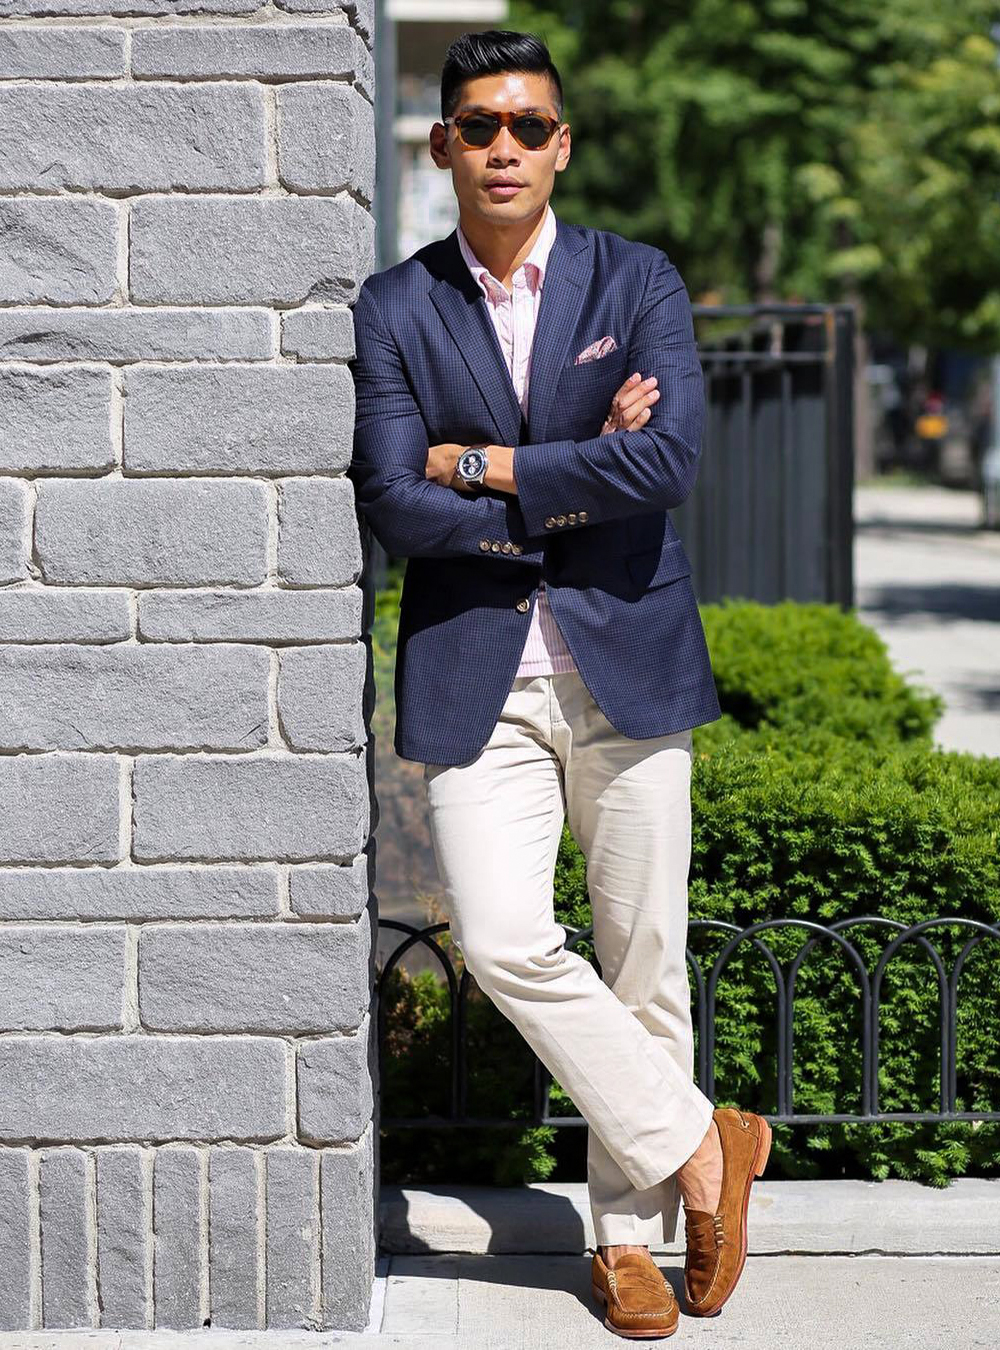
[443,110,563,151]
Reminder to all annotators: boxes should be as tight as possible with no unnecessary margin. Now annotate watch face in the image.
[460,449,487,478]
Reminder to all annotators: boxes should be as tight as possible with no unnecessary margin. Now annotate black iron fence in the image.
[679,302,856,609]
[376,914,1000,1130]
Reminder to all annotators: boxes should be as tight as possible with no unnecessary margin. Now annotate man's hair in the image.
[440,29,564,123]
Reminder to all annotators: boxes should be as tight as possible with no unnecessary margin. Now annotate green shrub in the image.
[700,599,943,745]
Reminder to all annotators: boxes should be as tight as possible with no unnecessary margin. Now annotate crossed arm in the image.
[347,250,704,561]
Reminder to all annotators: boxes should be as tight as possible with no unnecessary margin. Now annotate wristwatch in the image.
[456,443,490,490]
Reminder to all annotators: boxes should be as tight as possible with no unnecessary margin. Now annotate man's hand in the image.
[601,372,660,435]
[425,442,474,490]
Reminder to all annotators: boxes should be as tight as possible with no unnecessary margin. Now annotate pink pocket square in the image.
[574,335,618,364]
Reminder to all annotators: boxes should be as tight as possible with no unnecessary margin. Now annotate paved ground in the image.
[853,482,1000,757]
[4,1181,996,1347]
[1,1254,996,1348]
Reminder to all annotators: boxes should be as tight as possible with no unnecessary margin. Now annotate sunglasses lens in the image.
[459,114,500,147]
[513,115,554,149]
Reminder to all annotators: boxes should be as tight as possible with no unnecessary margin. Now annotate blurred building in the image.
[375,0,509,269]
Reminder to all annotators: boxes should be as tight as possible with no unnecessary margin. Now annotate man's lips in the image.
[485,181,524,197]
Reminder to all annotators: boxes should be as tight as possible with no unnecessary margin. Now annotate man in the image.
[348,29,770,1340]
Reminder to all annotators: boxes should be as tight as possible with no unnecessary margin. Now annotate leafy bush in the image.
[700,599,943,745]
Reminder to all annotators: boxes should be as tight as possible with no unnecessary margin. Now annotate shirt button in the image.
[555,515,567,526]
[516,598,530,612]
[578,511,589,523]
[479,539,491,551]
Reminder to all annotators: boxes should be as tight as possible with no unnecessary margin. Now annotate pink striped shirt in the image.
[456,206,578,677]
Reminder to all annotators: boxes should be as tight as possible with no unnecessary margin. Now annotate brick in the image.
[130,196,371,306]
[0,83,266,192]
[208,1147,260,1329]
[277,644,365,751]
[297,1020,373,1143]
[0,1036,286,1142]
[0,864,279,922]
[139,920,369,1032]
[0,0,259,12]
[278,82,374,200]
[132,751,368,862]
[0,587,129,643]
[0,308,272,363]
[124,365,354,474]
[0,25,126,78]
[278,477,362,585]
[133,21,355,80]
[152,1145,202,1329]
[288,856,368,920]
[0,368,113,473]
[272,0,372,45]
[280,307,355,362]
[265,1147,318,1329]
[0,198,118,304]
[0,479,29,583]
[39,1147,91,1329]
[0,753,119,864]
[0,643,269,752]
[138,588,363,645]
[35,479,270,586]
[0,926,125,1031]
[95,1147,147,1329]
[0,1149,31,1330]
[319,1128,374,1331]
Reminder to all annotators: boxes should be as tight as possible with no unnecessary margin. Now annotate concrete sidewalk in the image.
[854,482,1000,757]
[2,1180,996,1347]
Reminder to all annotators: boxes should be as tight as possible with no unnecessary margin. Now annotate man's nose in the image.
[487,125,521,162]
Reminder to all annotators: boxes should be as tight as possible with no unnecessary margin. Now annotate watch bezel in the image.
[457,444,489,485]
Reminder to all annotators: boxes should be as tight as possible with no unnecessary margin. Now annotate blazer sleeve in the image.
[347,283,544,564]
[511,249,705,537]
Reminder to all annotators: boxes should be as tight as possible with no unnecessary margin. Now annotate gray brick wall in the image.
[0,1,378,1333]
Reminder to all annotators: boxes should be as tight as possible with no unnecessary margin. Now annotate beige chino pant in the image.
[423,668,715,1245]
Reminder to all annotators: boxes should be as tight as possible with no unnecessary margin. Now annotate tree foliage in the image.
[510,0,1000,349]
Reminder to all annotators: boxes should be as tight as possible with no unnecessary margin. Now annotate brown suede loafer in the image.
[683,1106,772,1317]
[591,1248,679,1339]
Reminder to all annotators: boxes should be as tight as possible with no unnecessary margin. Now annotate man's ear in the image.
[429,124,450,169]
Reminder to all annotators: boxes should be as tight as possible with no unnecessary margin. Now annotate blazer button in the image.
[501,541,512,553]
[544,517,556,528]
[491,541,501,551]
[555,515,567,526]
[511,544,523,554]
[578,511,588,523]
[479,539,491,551]
[516,598,530,612]
[568,513,577,524]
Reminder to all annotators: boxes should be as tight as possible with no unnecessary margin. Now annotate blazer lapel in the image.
[429,233,523,447]
[426,217,593,446]
[526,219,593,443]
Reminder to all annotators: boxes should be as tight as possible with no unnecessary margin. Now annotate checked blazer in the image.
[347,212,722,765]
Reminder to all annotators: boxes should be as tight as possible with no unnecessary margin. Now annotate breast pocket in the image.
[557,349,631,428]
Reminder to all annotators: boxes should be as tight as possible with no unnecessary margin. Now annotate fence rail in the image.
[376,915,1000,1130]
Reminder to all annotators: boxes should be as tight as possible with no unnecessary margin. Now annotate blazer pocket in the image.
[625,539,692,589]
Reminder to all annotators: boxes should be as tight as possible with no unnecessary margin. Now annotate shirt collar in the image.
[456,204,558,299]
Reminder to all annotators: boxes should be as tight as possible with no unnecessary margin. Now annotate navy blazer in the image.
[348,212,722,765]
